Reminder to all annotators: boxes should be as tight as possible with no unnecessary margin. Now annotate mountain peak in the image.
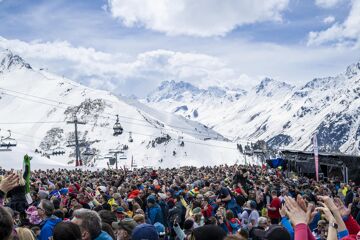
[255,77,294,96]
[158,80,199,92]
[0,49,32,72]
[345,61,360,78]
[147,80,201,102]
[204,86,227,98]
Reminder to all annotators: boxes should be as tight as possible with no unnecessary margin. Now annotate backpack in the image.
[229,218,241,234]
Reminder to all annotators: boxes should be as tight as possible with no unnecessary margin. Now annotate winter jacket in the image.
[168,205,183,227]
[147,204,165,225]
[128,189,140,199]
[201,204,213,219]
[344,215,360,235]
[95,231,113,240]
[39,216,62,240]
[7,185,28,213]
[225,218,241,234]
[281,217,294,240]
[158,199,170,227]
[294,223,316,240]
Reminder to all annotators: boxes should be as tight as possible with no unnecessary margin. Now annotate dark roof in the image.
[281,149,360,159]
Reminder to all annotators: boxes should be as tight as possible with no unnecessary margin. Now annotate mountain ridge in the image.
[145,61,360,154]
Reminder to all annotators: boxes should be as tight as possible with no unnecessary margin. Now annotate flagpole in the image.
[313,133,319,182]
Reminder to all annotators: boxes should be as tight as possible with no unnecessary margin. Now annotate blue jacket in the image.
[158,200,169,227]
[281,217,294,240]
[95,231,113,240]
[39,216,62,240]
[147,204,165,225]
[309,212,320,231]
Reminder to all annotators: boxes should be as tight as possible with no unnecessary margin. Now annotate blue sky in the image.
[0,0,359,97]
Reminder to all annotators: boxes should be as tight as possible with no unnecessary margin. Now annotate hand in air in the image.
[0,173,19,193]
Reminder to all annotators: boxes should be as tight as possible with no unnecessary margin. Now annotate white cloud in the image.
[1,36,358,97]
[315,0,342,8]
[0,37,248,96]
[308,0,360,47]
[323,15,335,24]
[0,36,115,63]
[124,50,242,88]
[106,0,289,37]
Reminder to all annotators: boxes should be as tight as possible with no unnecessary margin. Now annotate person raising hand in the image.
[0,173,19,204]
[284,196,315,240]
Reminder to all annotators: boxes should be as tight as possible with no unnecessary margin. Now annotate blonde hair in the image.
[16,227,35,240]
[17,170,25,186]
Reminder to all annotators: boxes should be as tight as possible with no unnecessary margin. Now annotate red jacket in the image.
[344,215,360,235]
[128,189,140,199]
[268,197,281,219]
[201,204,213,218]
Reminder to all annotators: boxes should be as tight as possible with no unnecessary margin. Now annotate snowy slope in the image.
[145,63,360,154]
[0,49,245,169]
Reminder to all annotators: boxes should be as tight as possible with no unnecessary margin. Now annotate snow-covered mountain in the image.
[0,49,245,169]
[145,62,360,155]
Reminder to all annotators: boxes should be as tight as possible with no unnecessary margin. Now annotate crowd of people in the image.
[0,162,359,240]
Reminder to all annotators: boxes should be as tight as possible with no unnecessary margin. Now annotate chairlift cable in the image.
[0,87,241,140]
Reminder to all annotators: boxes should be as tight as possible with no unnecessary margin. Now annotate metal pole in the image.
[109,149,124,171]
[343,165,348,184]
[67,114,85,167]
[74,119,80,166]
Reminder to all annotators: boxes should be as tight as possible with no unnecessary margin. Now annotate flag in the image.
[313,134,319,182]
[23,154,33,204]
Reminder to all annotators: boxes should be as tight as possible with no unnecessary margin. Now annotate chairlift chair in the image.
[178,136,184,147]
[122,145,128,150]
[0,130,17,148]
[128,132,133,143]
[113,115,123,136]
[44,150,53,157]
[52,146,65,156]
[83,145,95,156]
[109,157,116,165]
[66,141,75,147]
